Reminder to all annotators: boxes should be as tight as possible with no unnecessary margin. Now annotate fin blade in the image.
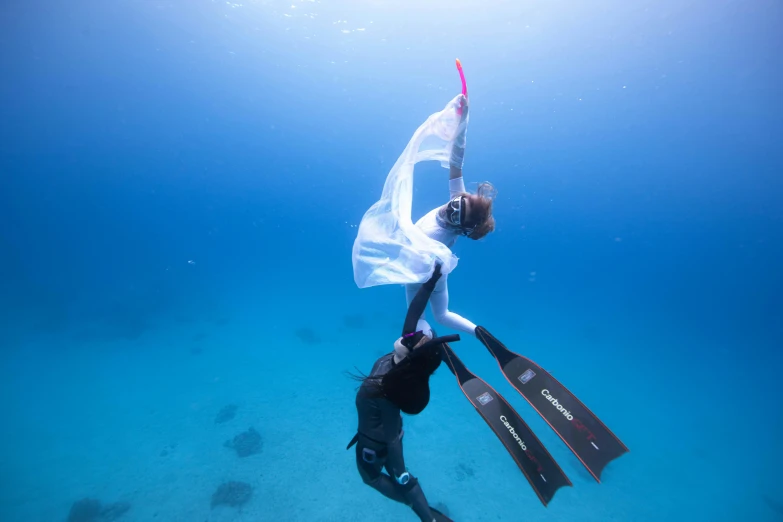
[476,327,629,481]
[430,506,453,522]
[442,344,572,506]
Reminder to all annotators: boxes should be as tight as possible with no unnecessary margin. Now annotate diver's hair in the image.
[345,367,381,385]
[344,368,385,398]
[464,181,497,240]
[345,334,432,396]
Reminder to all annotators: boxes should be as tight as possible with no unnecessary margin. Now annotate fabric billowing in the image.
[352,94,467,288]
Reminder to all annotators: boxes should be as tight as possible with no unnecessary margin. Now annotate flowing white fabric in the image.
[352,94,467,289]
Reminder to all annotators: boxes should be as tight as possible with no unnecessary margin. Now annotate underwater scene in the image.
[1,0,781,521]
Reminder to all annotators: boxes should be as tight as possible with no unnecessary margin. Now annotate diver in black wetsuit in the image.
[347,263,455,522]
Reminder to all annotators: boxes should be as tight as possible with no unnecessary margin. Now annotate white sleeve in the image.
[449,176,466,198]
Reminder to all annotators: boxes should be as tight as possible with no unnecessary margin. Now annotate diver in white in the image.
[404,95,497,338]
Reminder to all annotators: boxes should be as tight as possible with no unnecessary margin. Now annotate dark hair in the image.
[463,182,497,240]
[345,368,385,398]
[346,342,442,414]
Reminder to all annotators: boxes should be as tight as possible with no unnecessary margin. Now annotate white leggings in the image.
[404,274,477,337]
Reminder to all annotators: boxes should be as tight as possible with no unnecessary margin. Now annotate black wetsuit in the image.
[355,355,405,478]
[350,266,445,522]
[354,357,438,521]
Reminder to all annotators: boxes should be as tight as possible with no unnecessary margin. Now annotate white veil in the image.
[352,94,467,289]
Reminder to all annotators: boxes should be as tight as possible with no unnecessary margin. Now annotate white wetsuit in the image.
[405,176,477,337]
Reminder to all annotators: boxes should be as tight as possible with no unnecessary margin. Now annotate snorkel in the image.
[455,58,468,118]
[456,58,468,99]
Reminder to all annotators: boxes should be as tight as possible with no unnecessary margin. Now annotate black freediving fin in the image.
[475,326,629,482]
[441,343,571,506]
[430,506,454,521]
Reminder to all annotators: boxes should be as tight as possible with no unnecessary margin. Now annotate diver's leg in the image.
[400,478,437,522]
[405,283,433,337]
[356,442,407,503]
[357,440,436,521]
[360,473,435,521]
[430,275,477,336]
[362,473,410,504]
[381,438,436,522]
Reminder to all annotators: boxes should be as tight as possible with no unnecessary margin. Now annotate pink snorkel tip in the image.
[456,58,467,97]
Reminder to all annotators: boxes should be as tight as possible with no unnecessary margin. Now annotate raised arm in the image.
[449,165,467,199]
[401,263,442,338]
[448,94,469,192]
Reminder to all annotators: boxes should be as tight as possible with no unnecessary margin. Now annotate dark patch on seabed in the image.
[66,498,130,522]
[211,481,252,508]
[763,495,783,518]
[159,442,177,457]
[343,313,366,329]
[454,463,475,482]
[215,404,238,424]
[295,327,321,344]
[432,502,450,516]
[224,427,262,457]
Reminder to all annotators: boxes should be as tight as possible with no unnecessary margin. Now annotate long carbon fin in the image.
[475,326,629,482]
[441,343,571,506]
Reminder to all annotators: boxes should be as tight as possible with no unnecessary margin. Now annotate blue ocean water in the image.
[1,0,781,521]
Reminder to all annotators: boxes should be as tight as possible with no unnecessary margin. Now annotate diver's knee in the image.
[357,462,381,486]
[433,311,451,325]
[359,467,379,487]
[400,476,420,495]
[362,473,380,487]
